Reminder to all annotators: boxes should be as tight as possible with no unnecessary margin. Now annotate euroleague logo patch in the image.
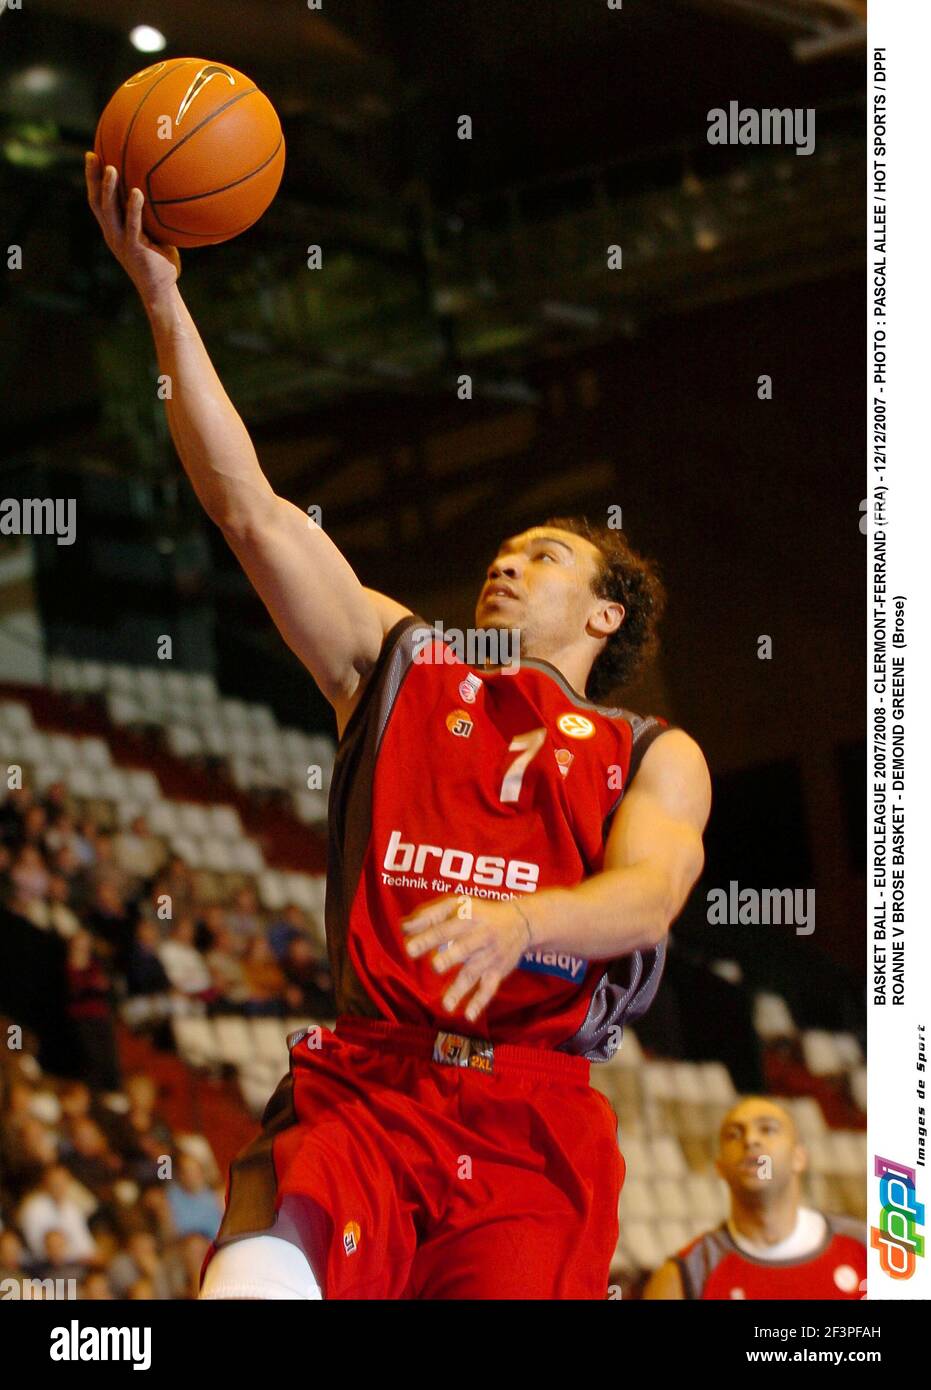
[343,1221,361,1256]
[446,708,474,738]
[557,713,595,740]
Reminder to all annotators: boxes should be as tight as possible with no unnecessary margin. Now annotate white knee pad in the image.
[200,1234,323,1301]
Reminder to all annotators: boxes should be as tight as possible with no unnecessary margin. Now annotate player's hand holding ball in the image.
[85,153,181,303]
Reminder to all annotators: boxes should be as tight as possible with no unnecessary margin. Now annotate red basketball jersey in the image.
[675,1215,867,1299]
[324,614,674,1056]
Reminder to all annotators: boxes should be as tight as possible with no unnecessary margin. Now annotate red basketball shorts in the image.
[205,1016,625,1299]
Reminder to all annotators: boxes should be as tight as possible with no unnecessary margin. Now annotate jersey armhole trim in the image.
[337,612,427,748]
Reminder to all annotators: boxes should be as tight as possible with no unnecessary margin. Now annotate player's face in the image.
[475,527,608,656]
[716,1100,806,1196]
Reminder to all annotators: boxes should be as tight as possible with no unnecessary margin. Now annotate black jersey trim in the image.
[325,614,428,1016]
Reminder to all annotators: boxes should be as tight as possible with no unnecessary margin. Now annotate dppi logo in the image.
[871,1155,925,1279]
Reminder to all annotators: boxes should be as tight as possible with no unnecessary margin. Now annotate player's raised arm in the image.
[85,153,410,721]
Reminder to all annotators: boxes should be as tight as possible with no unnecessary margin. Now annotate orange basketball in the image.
[94,57,285,249]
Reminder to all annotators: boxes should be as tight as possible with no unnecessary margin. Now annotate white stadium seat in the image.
[97,768,131,801]
[166,724,204,759]
[176,803,213,837]
[252,1018,290,1067]
[214,1017,254,1067]
[619,1180,656,1220]
[647,1137,688,1180]
[65,766,99,800]
[655,1220,692,1262]
[200,838,236,874]
[0,701,34,733]
[652,1179,690,1220]
[232,840,264,874]
[77,736,112,769]
[258,871,290,912]
[210,806,244,840]
[123,769,161,803]
[833,1033,863,1068]
[618,1222,665,1272]
[697,1062,737,1105]
[172,1016,218,1069]
[802,1030,844,1077]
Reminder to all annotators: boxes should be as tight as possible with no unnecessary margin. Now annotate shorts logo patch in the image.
[557,713,595,740]
[446,708,474,737]
[343,1221,361,1256]
[433,1031,495,1072]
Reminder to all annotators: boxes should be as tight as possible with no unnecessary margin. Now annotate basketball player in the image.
[86,155,712,1300]
[643,1096,867,1299]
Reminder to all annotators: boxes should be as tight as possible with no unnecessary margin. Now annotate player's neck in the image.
[730,1188,800,1246]
[520,641,595,702]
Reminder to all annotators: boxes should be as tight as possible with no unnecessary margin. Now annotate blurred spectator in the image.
[42,781,76,822]
[282,935,334,1015]
[205,926,248,1005]
[165,1154,222,1240]
[19,804,49,851]
[86,833,130,903]
[126,920,173,996]
[58,1080,94,1126]
[17,1164,97,1265]
[138,1182,174,1245]
[267,902,306,961]
[81,1270,113,1299]
[161,856,197,917]
[46,874,82,938]
[0,1228,27,1293]
[2,1114,59,1197]
[44,810,80,860]
[7,846,51,916]
[158,917,214,999]
[65,933,122,1092]
[108,1230,171,1300]
[62,1117,124,1200]
[107,1073,173,1177]
[0,787,34,848]
[241,937,287,1015]
[73,815,100,869]
[113,815,166,886]
[226,884,263,948]
[86,881,133,968]
[50,842,89,907]
[164,1231,211,1300]
[35,1227,87,1284]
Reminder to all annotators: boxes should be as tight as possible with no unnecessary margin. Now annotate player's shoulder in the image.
[824,1211,868,1248]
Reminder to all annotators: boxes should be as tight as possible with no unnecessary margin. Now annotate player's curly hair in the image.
[543,515,667,703]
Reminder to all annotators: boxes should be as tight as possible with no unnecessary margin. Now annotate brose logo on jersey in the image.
[383,829,539,891]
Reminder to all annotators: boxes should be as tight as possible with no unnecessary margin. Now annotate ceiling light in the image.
[16,66,60,95]
[129,25,167,54]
